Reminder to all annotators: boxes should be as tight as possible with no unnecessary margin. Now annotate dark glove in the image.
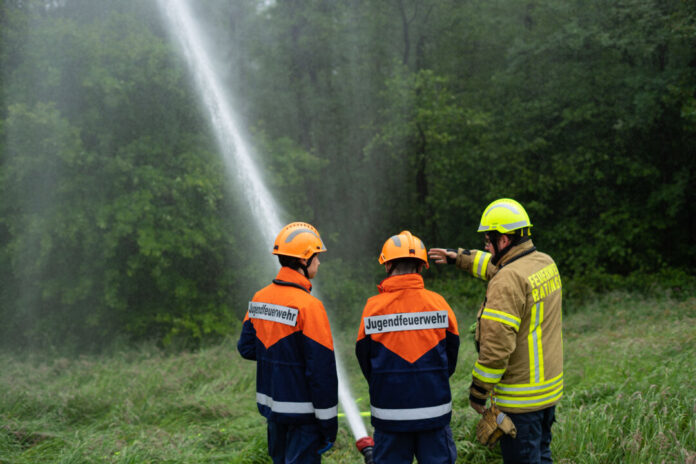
[446,249,458,264]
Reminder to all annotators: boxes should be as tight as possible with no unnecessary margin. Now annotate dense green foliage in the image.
[1,0,694,347]
[1,290,694,463]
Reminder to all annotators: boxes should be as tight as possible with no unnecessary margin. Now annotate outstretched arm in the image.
[429,247,495,281]
[428,248,457,264]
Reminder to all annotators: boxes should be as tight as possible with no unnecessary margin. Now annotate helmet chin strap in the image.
[491,234,531,265]
[299,254,316,277]
[491,241,511,265]
[490,236,501,265]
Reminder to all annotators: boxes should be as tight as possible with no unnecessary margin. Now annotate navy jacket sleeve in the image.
[237,319,257,361]
[303,335,338,442]
[355,336,372,381]
[446,331,460,377]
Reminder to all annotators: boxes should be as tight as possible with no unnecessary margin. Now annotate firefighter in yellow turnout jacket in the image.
[429,198,563,464]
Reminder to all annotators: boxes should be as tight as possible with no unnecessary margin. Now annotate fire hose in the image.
[356,436,375,464]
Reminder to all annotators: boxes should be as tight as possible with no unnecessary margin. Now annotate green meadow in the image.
[1,289,694,464]
[2,2,695,463]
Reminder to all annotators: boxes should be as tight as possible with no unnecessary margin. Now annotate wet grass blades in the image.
[0,292,694,463]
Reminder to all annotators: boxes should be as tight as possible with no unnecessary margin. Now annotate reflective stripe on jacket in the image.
[456,248,495,281]
[472,240,564,414]
[356,273,460,432]
[237,267,338,441]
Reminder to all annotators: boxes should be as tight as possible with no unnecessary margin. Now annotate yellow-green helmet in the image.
[477,198,533,235]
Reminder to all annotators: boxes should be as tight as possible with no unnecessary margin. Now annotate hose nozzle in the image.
[356,436,375,464]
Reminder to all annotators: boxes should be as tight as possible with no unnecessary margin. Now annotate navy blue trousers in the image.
[267,420,323,464]
[373,425,457,464]
[500,406,556,464]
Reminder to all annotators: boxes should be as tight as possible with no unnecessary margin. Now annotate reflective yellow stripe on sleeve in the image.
[481,308,521,331]
[472,361,505,384]
[471,251,492,280]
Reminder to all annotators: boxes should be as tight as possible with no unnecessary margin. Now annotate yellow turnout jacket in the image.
[456,240,563,414]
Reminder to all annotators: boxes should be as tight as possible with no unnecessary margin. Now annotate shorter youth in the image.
[356,231,459,464]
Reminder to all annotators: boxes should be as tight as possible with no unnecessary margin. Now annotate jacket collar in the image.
[275,266,313,292]
[377,273,425,293]
[496,239,535,268]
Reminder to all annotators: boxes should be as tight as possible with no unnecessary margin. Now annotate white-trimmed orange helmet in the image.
[272,222,327,259]
[378,230,429,268]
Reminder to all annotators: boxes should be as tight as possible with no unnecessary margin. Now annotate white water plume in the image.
[157,0,281,246]
[157,0,368,441]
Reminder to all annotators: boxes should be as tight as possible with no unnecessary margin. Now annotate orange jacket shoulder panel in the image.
[247,268,333,351]
[358,274,457,363]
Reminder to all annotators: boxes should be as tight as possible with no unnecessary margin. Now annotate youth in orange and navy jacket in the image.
[237,266,338,442]
[356,273,460,432]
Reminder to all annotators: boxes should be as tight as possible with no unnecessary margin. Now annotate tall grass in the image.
[1,291,694,463]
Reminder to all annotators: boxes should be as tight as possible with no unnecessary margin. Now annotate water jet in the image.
[156,0,372,455]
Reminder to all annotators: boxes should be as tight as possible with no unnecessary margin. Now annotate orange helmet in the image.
[272,222,327,259]
[378,230,429,268]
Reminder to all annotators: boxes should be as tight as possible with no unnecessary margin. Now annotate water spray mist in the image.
[156,0,373,458]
